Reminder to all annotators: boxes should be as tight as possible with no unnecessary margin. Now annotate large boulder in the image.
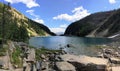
[111,66,120,71]
[55,61,76,71]
[60,54,109,71]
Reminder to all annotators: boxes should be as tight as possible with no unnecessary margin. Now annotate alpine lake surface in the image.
[29,36,113,56]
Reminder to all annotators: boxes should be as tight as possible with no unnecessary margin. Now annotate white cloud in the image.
[50,28,65,35]
[26,9,44,24]
[33,18,44,24]
[53,6,90,22]
[26,10,34,15]
[26,10,38,18]
[60,24,68,28]
[50,24,68,35]
[5,0,40,8]
[109,0,116,4]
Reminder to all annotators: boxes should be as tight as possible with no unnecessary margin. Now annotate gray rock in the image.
[41,61,47,71]
[118,46,120,49]
[17,42,28,46]
[110,57,120,64]
[41,54,46,59]
[114,52,120,57]
[61,50,67,55]
[60,54,109,71]
[55,61,76,71]
[103,53,110,58]
[104,49,114,55]
[26,48,35,62]
[97,52,104,58]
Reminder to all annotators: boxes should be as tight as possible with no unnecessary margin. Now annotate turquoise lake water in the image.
[29,36,113,56]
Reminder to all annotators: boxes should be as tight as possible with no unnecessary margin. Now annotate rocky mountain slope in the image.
[64,9,120,38]
[0,3,55,41]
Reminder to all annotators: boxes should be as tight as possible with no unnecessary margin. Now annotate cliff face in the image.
[0,3,55,41]
[64,9,120,38]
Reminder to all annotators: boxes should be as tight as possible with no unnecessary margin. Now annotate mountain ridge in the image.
[64,9,120,39]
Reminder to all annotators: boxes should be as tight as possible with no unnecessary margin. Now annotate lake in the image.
[29,36,113,56]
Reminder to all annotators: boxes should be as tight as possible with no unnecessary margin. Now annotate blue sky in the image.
[1,0,120,34]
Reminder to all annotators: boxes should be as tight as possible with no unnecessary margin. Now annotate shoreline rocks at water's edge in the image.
[1,41,120,71]
[28,41,120,71]
[38,44,120,71]
[51,42,120,71]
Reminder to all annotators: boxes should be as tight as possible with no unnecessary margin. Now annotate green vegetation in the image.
[0,2,54,42]
[0,38,8,56]
[29,45,35,48]
[0,44,8,56]
[5,22,29,42]
[27,19,52,36]
[75,23,94,36]
[35,47,61,60]
[0,38,1,44]
[11,46,22,68]
[96,9,120,37]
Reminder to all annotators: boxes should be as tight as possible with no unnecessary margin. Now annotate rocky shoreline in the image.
[0,41,120,71]
[38,42,120,71]
[35,42,120,71]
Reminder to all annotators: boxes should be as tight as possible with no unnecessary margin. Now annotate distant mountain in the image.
[0,3,55,41]
[64,9,120,38]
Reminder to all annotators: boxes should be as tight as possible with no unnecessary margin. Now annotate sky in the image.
[1,0,120,34]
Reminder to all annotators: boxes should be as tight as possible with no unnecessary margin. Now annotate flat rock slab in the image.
[56,61,76,71]
[60,54,109,71]
[112,66,120,71]
[60,54,108,65]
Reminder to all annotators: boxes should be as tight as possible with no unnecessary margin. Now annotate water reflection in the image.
[29,36,112,56]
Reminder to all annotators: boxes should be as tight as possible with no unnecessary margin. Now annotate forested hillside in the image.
[65,9,120,38]
[0,3,55,42]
